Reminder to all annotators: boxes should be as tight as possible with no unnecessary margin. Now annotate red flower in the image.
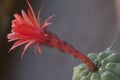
[7,0,53,58]
[8,0,97,71]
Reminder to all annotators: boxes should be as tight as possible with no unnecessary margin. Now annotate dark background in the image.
[0,0,118,80]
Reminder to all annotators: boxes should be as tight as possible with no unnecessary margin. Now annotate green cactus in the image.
[72,50,120,80]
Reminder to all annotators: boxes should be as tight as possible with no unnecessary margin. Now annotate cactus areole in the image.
[72,50,120,80]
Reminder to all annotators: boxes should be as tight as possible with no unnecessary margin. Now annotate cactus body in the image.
[72,50,120,80]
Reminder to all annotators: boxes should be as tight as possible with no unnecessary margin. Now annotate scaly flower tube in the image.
[7,0,97,72]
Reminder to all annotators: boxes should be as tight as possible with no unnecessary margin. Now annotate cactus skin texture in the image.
[72,50,120,80]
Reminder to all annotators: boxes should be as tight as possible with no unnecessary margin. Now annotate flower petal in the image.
[41,15,54,29]
[22,10,33,26]
[12,23,40,36]
[36,42,42,54]
[14,13,23,23]
[21,41,35,58]
[37,5,44,26]
[26,0,39,27]
[7,33,27,40]
[9,39,31,52]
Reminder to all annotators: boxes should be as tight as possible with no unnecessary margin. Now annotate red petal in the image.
[22,10,33,26]
[12,24,40,36]
[37,5,44,26]
[35,42,42,54]
[28,9,36,25]
[14,13,23,22]
[9,39,31,52]
[41,15,54,29]
[26,0,39,27]
[21,41,35,58]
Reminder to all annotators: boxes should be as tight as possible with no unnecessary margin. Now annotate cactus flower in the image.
[7,0,97,71]
[7,0,53,58]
